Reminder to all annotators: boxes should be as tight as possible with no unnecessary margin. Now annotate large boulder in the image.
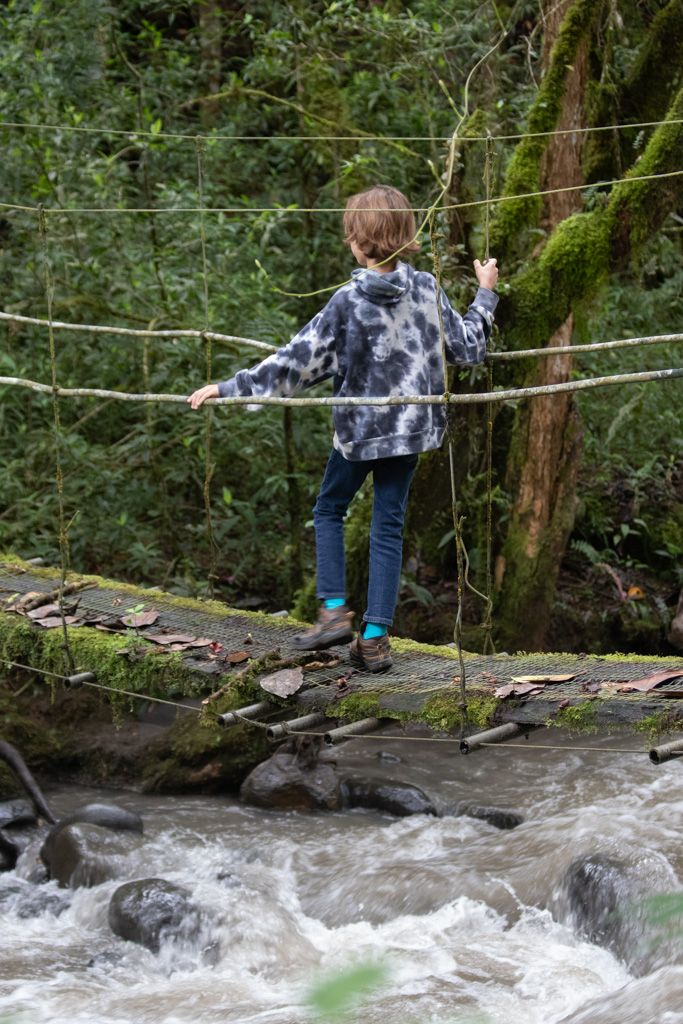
[108,878,198,953]
[341,777,437,817]
[0,831,20,872]
[240,753,341,811]
[41,802,143,870]
[42,823,144,888]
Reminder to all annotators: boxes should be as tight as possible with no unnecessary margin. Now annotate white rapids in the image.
[1,729,682,1024]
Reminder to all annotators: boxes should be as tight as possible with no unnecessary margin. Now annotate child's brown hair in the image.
[343,184,421,262]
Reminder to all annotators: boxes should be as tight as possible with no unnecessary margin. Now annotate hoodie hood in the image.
[351,261,413,305]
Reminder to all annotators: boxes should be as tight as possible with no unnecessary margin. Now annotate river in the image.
[1,729,682,1024]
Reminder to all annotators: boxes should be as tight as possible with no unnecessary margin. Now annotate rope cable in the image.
[2,114,683,144]
[482,133,496,656]
[196,137,220,597]
[429,210,468,739]
[37,207,73,676]
[4,167,683,219]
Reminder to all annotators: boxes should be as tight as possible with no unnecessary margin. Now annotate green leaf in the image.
[307,962,389,1019]
[150,118,162,134]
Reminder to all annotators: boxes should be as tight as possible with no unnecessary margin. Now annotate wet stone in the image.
[0,800,36,830]
[457,804,525,830]
[240,753,341,811]
[42,823,144,889]
[341,777,437,817]
[41,803,144,870]
[0,882,70,918]
[108,878,199,953]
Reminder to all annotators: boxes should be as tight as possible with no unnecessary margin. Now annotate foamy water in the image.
[1,729,682,1023]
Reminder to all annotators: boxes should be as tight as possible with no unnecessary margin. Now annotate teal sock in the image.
[324,598,345,610]
[364,622,387,639]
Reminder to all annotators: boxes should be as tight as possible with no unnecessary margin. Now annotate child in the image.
[189,185,499,672]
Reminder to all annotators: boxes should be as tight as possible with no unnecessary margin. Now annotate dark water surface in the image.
[1,730,682,1023]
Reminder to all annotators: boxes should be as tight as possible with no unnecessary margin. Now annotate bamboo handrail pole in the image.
[0,312,277,354]
[2,366,682,407]
[1,311,681,360]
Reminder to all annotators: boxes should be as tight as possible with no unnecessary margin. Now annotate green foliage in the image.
[307,962,389,1020]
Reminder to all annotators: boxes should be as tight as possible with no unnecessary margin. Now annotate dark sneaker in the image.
[291,604,355,651]
[349,633,393,673]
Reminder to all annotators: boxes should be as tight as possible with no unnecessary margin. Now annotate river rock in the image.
[240,753,341,811]
[108,878,198,953]
[42,822,144,888]
[0,799,36,830]
[41,802,143,868]
[0,830,20,872]
[457,804,524,830]
[0,882,69,918]
[341,776,437,817]
[562,853,629,951]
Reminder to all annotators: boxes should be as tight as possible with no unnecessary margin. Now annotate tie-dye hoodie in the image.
[217,261,498,461]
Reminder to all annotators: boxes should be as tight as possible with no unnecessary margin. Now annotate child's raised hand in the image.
[187,383,220,409]
[474,257,498,291]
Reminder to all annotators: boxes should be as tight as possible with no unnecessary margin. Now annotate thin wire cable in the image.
[196,137,220,597]
[2,365,683,406]
[4,167,683,218]
[37,207,73,675]
[2,113,681,144]
[1,310,681,361]
[4,661,206,715]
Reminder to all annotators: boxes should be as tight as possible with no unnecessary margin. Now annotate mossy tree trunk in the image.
[493,1,683,649]
[495,0,589,649]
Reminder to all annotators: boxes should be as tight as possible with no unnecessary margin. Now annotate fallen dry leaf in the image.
[94,623,126,633]
[121,610,159,629]
[581,680,601,693]
[650,690,683,698]
[259,666,304,697]
[226,650,250,665]
[144,633,197,645]
[558,698,571,709]
[510,674,576,684]
[495,681,545,698]
[618,670,683,693]
[35,615,81,629]
[190,637,213,648]
[304,658,342,672]
[26,603,60,619]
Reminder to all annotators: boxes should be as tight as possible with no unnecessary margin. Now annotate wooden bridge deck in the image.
[2,559,683,734]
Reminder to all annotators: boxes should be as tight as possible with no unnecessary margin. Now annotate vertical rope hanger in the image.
[196,137,220,597]
[481,132,496,655]
[38,206,73,675]
[429,212,468,738]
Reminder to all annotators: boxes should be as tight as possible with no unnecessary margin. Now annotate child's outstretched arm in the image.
[440,257,499,367]
[188,307,337,409]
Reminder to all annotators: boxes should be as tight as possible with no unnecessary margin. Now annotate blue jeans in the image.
[313,448,419,626]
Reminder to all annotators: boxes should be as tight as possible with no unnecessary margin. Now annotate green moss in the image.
[490,0,603,258]
[390,637,477,660]
[422,689,498,733]
[632,709,683,743]
[332,691,390,723]
[549,699,599,735]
